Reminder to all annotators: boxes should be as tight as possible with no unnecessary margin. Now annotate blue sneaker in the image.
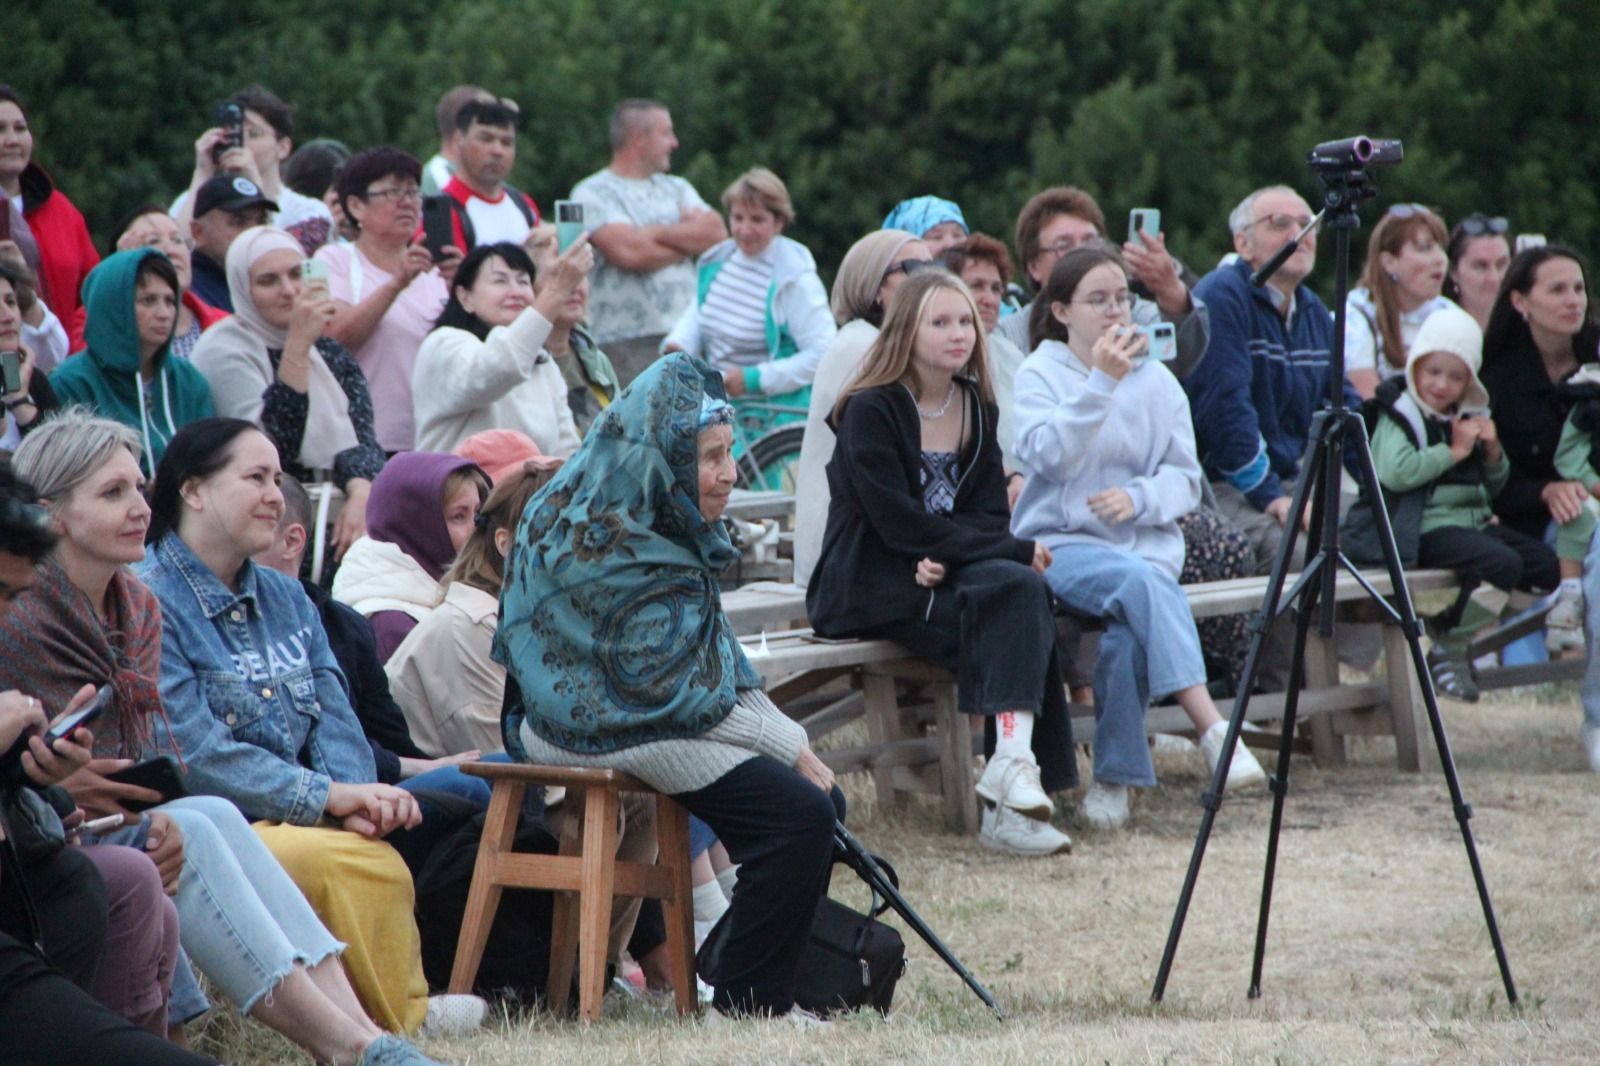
[356,1034,451,1066]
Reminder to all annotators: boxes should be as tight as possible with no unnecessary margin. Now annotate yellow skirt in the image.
[252,822,429,1034]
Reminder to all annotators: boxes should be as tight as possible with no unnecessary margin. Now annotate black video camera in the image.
[1307,136,1403,172]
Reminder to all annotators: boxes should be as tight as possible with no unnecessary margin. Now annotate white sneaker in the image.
[979,802,1072,856]
[975,753,1053,820]
[421,993,488,1037]
[1080,780,1130,830]
[1201,721,1268,790]
[1583,723,1600,774]
[702,1003,832,1029]
[1546,585,1586,653]
[785,1006,832,1030]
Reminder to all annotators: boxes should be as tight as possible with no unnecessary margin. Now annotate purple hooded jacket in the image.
[360,451,487,661]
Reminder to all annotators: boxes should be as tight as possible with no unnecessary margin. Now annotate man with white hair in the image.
[569,99,726,382]
[1184,184,1357,567]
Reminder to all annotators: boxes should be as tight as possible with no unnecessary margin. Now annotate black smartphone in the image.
[105,756,188,812]
[213,102,244,164]
[0,351,21,395]
[420,196,455,261]
[43,684,113,744]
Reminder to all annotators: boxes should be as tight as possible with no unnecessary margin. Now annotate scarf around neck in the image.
[0,558,174,760]
[492,352,760,755]
[189,226,358,469]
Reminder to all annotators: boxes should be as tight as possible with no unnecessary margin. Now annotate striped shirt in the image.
[699,248,776,369]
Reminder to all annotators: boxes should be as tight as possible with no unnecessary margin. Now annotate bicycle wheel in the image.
[736,424,806,492]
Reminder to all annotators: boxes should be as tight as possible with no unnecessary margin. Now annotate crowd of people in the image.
[2,74,1599,1057]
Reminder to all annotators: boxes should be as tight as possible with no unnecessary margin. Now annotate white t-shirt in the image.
[569,168,711,344]
[459,187,533,247]
[1345,288,1458,377]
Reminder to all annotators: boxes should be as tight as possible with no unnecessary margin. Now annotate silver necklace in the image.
[918,382,957,420]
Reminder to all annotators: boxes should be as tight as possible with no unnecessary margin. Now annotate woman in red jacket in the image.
[0,85,100,351]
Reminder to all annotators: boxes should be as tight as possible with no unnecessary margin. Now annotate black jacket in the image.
[301,579,426,783]
[807,379,1034,635]
[1480,331,1599,540]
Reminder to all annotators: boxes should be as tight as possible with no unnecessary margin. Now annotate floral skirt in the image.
[1178,507,1257,692]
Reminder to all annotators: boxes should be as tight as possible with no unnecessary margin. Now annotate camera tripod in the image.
[1150,146,1518,1005]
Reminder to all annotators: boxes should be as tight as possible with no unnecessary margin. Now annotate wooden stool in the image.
[447,763,697,1020]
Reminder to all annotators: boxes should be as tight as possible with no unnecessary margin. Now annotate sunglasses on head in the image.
[1458,214,1510,236]
[885,258,938,279]
[1386,203,1435,220]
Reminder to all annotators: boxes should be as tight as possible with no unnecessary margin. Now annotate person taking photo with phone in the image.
[0,260,61,448]
[314,147,457,454]
[191,226,385,560]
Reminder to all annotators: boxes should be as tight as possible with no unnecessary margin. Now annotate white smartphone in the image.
[1138,322,1177,362]
[301,259,330,286]
[1129,207,1161,245]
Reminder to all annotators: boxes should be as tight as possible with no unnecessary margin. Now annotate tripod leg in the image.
[1151,456,1323,1002]
[1249,587,1317,998]
[1345,420,1519,1005]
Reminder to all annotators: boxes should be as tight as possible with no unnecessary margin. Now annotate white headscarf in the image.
[190,227,358,469]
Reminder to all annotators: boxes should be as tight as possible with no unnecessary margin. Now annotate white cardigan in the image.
[411,307,582,456]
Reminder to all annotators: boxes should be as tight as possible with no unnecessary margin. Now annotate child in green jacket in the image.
[1369,305,1560,699]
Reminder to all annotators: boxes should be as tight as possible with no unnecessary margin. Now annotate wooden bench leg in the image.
[934,683,978,833]
[577,786,620,1022]
[449,780,525,993]
[546,792,584,1016]
[1383,624,1427,772]
[654,795,698,1015]
[861,672,901,812]
[1303,631,1346,767]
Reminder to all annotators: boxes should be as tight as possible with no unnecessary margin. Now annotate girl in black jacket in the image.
[807,270,1075,855]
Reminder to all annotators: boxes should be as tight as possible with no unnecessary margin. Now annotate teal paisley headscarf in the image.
[492,352,761,755]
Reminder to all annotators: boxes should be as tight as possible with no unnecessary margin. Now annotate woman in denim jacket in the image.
[136,417,481,1043]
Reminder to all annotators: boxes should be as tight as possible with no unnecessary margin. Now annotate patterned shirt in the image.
[569,167,712,344]
[920,451,961,515]
[699,247,775,370]
[262,337,387,489]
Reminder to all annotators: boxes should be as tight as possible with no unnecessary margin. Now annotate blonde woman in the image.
[806,270,1076,856]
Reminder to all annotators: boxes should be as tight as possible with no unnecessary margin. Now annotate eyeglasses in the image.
[1386,203,1436,220]
[1072,291,1133,312]
[884,258,938,279]
[1458,214,1509,236]
[1040,237,1094,258]
[1244,213,1316,234]
[363,185,423,204]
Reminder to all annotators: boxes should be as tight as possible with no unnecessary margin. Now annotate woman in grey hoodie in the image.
[1010,247,1266,831]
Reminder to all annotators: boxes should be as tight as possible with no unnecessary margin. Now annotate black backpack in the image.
[1341,379,1428,567]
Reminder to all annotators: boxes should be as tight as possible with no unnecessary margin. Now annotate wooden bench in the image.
[732,568,1464,831]
[447,764,697,1021]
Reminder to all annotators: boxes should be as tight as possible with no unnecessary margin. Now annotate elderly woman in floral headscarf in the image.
[494,352,843,1023]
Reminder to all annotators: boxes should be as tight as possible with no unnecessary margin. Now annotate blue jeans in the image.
[1044,543,1207,788]
[1583,523,1600,729]
[117,796,345,1014]
[400,753,514,808]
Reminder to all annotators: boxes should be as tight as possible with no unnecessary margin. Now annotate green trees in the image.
[11,0,1597,293]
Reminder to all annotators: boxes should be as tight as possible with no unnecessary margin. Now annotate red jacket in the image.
[182,289,229,331]
[19,163,100,348]
[20,164,99,352]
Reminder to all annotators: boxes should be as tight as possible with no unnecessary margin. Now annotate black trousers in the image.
[849,557,1078,793]
[1418,523,1560,630]
[675,756,844,1016]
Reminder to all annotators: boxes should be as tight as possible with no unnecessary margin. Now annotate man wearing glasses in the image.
[994,185,1208,379]
[1185,184,1358,569]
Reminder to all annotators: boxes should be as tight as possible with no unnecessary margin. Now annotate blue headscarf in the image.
[881,196,969,241]
[492,352,761,755]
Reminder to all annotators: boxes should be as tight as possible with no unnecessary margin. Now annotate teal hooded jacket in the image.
[50,248,215,474]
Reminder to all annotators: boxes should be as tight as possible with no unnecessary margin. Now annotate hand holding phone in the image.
[555,200,585,253]
[420,196,456,262]
[43,684,113,745]
[1129,208,1161,246]
[0,350,22,395]
[1137,322,1178,362]
[301,258,330,290]
[213,102,244,164]
[105,757,188,813]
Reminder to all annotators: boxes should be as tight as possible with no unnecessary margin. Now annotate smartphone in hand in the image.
[213,102,245,164]
[1129,208,1161,246]
[555,200,585,253]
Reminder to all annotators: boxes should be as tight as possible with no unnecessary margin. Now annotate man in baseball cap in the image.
[187,174,278,311]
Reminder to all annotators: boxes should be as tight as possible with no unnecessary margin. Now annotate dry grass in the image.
[199,683,1598,1064]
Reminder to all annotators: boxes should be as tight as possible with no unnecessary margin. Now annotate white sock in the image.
[714,864,738,902]
[693,879,729,923]
[1559,577,1583,594]
[993,711,1035,761]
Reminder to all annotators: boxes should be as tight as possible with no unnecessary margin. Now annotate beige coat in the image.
[385,582,505,757]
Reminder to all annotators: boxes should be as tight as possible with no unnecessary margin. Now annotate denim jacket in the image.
[136,532,377,823]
